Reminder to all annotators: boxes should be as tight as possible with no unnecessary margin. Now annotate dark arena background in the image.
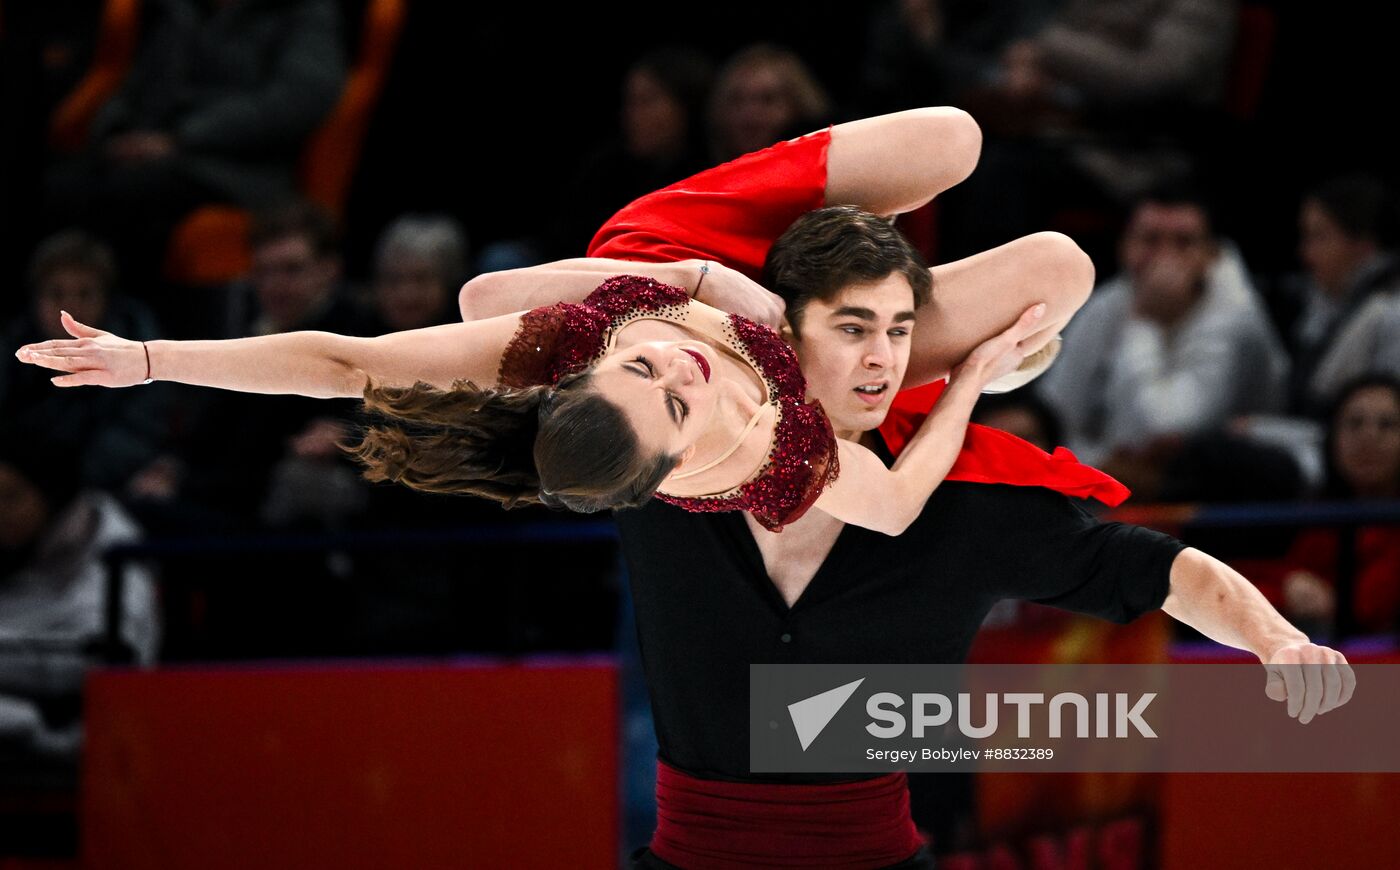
[1,2,1397,868]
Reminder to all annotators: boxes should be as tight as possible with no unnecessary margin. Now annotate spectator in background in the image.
[971,390,1063,454]
[1310,292,1400,401]
[937,0,1239,260]
[1038,185,1288,470]
[0,231,169,492]
[550,48,714,259]
[363,214,470,334]
[127,200,364,531]
[860,0,1056,113]
[0,427,159,773]
[238,200,359,337]
[42,0,345,296]
[708,45,832,165]
[1278,375,1400,636]
[1283,175,1400,414]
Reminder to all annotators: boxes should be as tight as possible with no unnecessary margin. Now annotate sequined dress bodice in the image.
[498,275,839,531]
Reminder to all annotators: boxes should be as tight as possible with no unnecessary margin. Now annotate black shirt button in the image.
[780,633,792,643]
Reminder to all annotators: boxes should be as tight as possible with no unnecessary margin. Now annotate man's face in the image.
[1120,203,1215,284]
[790,274,916,440]
[251,235,338,331]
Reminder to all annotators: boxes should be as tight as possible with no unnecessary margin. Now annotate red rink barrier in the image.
[81,660,618,870]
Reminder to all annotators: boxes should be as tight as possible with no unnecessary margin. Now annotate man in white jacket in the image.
[1039,186,1288,465]
[0,433,158,766]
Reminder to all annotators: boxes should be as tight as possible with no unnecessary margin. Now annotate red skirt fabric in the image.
[880,382,1130,506]
[588,129,1130,507]
[650,760,926,870]
[588,129,831,280]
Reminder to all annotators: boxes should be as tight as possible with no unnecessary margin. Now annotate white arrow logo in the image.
[787,678,866,751]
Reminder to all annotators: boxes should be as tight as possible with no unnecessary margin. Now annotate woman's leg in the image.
[904,231,1095,389]
[825,107,982,217]
[824,109,1090,388]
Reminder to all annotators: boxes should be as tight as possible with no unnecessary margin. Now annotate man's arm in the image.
[1162,547,1356,724]
[968,485,1357,725]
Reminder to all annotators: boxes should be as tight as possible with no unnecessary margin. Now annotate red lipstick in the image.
[682,349,711,382]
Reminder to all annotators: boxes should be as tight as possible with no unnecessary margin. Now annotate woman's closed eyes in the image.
[628,356,690,425]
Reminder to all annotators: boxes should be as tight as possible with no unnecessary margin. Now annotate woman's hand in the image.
[13,311,149,387]
[949,302,1047,390]
[692,261,787,330]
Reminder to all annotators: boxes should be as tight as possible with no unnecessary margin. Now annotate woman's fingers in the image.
[17,351,100,373]
[1013,303,1048,338]
[16,338,94,357]
[51,370,111,387]
[60,310,107,338]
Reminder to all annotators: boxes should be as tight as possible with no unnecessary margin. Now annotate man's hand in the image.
[692,261,787,330]
[1263,641,1356,724]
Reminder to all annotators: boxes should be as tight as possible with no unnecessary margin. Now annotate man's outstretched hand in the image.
[1263,641,1356,724]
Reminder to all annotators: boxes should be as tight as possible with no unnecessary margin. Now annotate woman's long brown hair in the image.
[344,372,680,512]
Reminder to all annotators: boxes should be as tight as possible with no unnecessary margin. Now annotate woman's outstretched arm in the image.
[814,302,1047,535]
[15,310,525,397]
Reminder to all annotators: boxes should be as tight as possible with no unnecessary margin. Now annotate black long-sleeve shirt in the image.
[614,438,1184,783]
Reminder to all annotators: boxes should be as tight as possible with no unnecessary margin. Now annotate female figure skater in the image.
[14,110,1089,534]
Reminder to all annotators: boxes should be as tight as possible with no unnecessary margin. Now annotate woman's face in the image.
[623,69,687,160]
[716,64,795,157]
[591,339,722,461]
[1333,385,1400,497]
[1299,199,1371,296]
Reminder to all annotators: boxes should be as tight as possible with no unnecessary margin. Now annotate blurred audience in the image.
[364,214,470,334]
[1311,291,1400,401]
[938,0,1240,259]
[42,0,346,294]
[861,0,1055,112]
[0,231,170,492]
[1039,184,1288,469]
[0,427,159,775]
[1275,376,1400,636]
[1278,174,1400,415]
[550,48,714,259]
[972,390,1063,454]
[708,44,832,165]
[127,200,365,532]
[236,200,359,337]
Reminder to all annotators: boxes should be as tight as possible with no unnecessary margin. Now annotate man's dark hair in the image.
[1306,174,1396,245]
[762,205,932,335]
[1136,179,1218,238]
[27,229,117,293]
[249,199,341,258]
